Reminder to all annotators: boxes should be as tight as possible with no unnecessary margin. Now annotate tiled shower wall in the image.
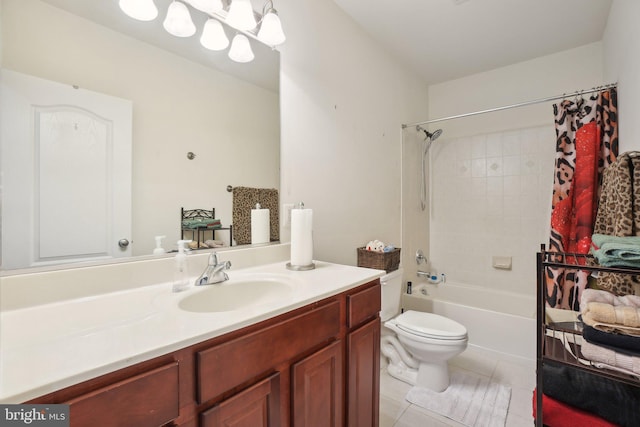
[428,124,557,296]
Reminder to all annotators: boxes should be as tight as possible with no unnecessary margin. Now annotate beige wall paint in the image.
[1,0,279,256]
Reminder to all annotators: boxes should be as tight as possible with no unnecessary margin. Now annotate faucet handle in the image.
[208,252,219,265]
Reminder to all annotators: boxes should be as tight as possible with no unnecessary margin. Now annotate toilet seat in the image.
[394,310,467,340]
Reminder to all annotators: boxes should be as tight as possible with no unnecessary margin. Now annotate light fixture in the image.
[200,19,229,51]
[228,34,254,63]
[257,1,285,46]
[226,0,257,31]
[118,0,286,64]
[119,0,158,21]
[163,1,196,37]
[185,0,223,14]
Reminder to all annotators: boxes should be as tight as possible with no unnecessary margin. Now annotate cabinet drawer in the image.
[65,362,179,427]
[197,300,341,403]
[347,282,381,329]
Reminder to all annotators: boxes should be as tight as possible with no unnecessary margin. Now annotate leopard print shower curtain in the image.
[545,88,618,310]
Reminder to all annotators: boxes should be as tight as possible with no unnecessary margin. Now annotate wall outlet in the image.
[282,204,294,228]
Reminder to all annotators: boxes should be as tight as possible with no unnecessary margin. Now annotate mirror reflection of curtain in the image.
[546,88,618,310]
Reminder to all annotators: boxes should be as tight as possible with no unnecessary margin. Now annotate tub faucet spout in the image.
[196,252,231,285]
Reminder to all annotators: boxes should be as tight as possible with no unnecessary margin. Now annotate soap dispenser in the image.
[153,235,166,255]
[173,240,192,292]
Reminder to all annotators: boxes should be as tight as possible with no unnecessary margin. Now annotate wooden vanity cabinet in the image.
[27,280,381,427]
[291,339,344,426]
[200,373,282,427]
[346,283,381,427]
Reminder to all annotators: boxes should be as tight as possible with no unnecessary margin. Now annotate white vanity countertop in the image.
[0,260,383,403]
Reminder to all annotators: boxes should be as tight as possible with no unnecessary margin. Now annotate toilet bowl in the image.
[380,268,468,392]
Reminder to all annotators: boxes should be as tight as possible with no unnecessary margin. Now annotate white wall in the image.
[406,42,605,296]
[1,0,429,271]
[275,0,428,265]
[1,0,279,257]
[604,0,640,151]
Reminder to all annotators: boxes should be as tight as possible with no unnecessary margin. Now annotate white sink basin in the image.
[178,278,294,313]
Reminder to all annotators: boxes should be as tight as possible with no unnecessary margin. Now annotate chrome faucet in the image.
[196,252,231,286]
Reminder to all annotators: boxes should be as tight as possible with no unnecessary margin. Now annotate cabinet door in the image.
[292,340,344,427]
[347,318,380,427]
[200,373,280,427]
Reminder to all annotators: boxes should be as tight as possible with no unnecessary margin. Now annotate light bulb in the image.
[163,1,196,37]
[258,10,285,46]
[228,34,254,63]
[185,0,223,14]
[200,19,229,51]
[226,0,257,31]
[119,0,158,21]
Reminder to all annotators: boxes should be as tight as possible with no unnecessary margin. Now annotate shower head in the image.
[429,128,443,141]
[416,125,443,141]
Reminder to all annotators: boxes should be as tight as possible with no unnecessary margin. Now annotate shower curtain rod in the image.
[401,82,617,129]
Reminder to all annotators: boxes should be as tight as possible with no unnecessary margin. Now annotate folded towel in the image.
[592,234,640,247]
[182,218,222,229]
[582,311,640,336]
[581,339,640,378]
[591,234,640,267]
[584,301,640,327]
[582,320,640,354]
[542,360,640,427]
[581,289,640,311]
[532,389,618,427]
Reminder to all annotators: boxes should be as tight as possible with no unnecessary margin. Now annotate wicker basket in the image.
[357,247,401,273]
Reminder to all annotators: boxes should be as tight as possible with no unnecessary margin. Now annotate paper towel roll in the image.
[251,208,270,244]
[291,208,313,266]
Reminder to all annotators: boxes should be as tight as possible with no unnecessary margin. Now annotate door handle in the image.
[118,239,130,249]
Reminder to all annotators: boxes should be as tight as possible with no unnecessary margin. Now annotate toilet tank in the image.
[380,268,404,322]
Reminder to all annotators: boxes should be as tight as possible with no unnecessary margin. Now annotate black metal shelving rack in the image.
[536,245,640,426]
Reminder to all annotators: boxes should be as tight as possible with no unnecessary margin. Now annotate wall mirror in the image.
[0,0,281,272]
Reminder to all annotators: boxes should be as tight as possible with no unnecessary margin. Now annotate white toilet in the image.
[380,268,468,392]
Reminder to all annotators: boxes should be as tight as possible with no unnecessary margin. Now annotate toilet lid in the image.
[395,310,467,340]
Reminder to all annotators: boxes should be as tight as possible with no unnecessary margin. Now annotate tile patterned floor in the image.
[380,346,536,426]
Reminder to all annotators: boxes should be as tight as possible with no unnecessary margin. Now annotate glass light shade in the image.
[200,19,229,51]
[257,11,285,46]
[163,1,196,37]
[119,0,158,21]
[226,0,257,31]
[185,0,223,14]
[228,34,255,63]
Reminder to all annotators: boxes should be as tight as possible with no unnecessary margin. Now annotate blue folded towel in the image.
[591,234,640,267]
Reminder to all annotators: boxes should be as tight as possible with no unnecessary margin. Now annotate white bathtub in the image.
[400,281,537,362]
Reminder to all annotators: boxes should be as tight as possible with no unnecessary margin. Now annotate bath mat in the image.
[405,371,511,427]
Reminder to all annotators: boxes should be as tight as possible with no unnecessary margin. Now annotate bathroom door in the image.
[1,69,132,269]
